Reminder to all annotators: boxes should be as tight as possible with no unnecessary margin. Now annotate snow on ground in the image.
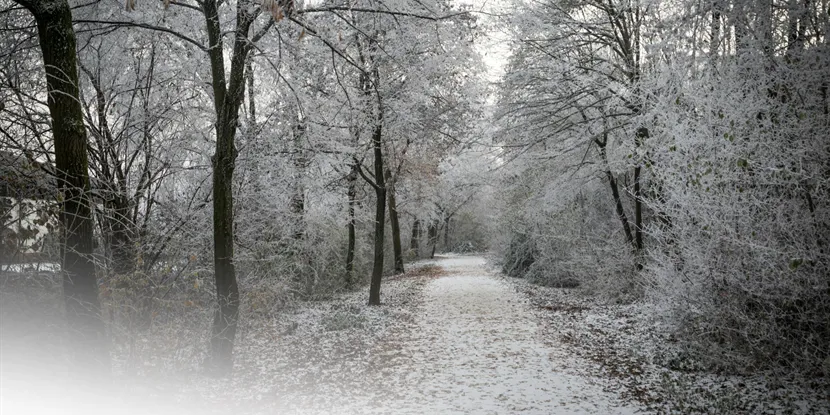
[0,262,60,273]
[3,256,644,414]
[9,255,826,414]
[136,255,643,414]
[215,254,642,414]
[506,276,830,414]
[361,255,642,414]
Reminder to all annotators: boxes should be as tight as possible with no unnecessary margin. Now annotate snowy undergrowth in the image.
[0,264,439,415]
[506,277,830,414]
[124,262,441,414]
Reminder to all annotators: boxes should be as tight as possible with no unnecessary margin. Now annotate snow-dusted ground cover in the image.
[170,254,641,414]
[3,256,645,414]
[506,276,830,414]
[23,254,827,414]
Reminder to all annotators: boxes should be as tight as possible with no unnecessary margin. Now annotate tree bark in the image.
[345,165,357,287]
[356,45,386,305]
[709,0,722,62]
[17,0,109,376]
[246,55,256,125]
[368,120,386,306]
[385,169,404,274]
[290,122,306,241]
[633,127,648,270]
[443,214,451,252]
[106,197,136,275]
[410,218,420,256]
[81,66,138,276]
[596,137,635,248]
[428,220,438,259]
[202,0,256,375]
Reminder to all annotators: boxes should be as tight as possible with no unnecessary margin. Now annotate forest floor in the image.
[510,273,830,415]
[170,254,642,414]
[3,255,828,414]
[1,255,638,414]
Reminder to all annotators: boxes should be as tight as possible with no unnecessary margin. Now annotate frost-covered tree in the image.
[494,0,830,372]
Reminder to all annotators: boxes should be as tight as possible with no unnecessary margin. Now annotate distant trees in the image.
[324,0,482,304]
[497,0,648,272]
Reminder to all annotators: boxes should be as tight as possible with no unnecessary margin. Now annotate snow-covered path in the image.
[350,255,640,414]
[262,255,640,414]
[358,255,635,414]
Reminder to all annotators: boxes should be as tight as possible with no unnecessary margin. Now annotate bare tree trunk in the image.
[759,0,774,58]
[202,0,257,375]
[410,218,420,257]
[633,127,648,270]
[443,214,451,252]
[385,169,404,274]
[710,0,722,62]
[16,0,109,375]
[81,66,138,276]
[597,138,635,248]
[368,120,386,306]
[732,0,749,54]
[290,122,306,241]
[355,44,386,305]
[107,197,136,275]
[428,220,438,259]
[345,165,357,287]
[246,55,256,125]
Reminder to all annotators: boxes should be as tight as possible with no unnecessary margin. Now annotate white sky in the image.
[453,0,511,82]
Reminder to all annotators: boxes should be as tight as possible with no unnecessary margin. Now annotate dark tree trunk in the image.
[385,169,404,274]
[597,138,635,248]
[368,121,386,306]
[107,199,136,275]
[633,127,648,270]
[428,220,438,259]
[732,0,749,54]
[17,0,109,375]
[82,66,138,276]
[246,55,256,125]
[443,215,451,252]
[203,0,256,375]
[345,165,357,287]
[410,218,420,256]
[786,0,807,60]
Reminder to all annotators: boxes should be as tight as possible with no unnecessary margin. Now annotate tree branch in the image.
[354,158,380,190]
[296,6,468,21]
[74,19,207,51]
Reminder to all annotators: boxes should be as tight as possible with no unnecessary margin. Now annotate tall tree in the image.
[354,63,387,306]
[201,0,279,374]
[12,0,108,375]
[386,168,404,274]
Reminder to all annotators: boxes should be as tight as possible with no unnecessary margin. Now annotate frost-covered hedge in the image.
[642,60,830,374]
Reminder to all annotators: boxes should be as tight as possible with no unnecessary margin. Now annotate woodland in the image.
[0,0,828,412]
